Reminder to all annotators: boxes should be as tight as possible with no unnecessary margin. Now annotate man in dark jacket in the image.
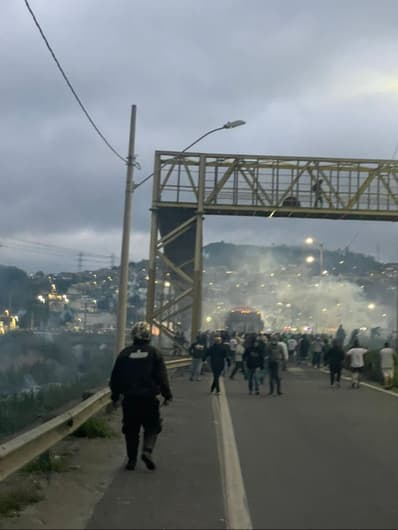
[110,321,173,471]
[243,340,264,395]
[203,335,230,395]
[268,335,285,396]
[326,338,345,387]
[189,336,204,381]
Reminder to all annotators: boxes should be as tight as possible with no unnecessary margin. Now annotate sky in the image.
[1,0,397,273]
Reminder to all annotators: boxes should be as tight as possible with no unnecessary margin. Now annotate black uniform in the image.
[326,344,345,386]
[110,340,172,467]
[203,342,230,393]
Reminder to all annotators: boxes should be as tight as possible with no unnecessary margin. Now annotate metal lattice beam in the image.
[146,150,398,343]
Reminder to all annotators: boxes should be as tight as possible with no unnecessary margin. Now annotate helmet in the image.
[131,321,152,341]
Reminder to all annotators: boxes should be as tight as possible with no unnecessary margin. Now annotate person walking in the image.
[312,178,324,207]
[312,336,323,368]
[189,337,204,381]
[298,334,310,364]
[326,339,345,387]
[379,342,396,389]
[110,321,173,471]
[230,337,246,380]
[322,337,331,366]
[287,336,298,363]
[243,340,264,395]
[335,324,346,348]
[346,339,367,389]
[268,335,285,396]
[203,335,230,395]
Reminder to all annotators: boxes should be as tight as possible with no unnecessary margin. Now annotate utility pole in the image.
[396,268,398,352]
[115,105,137,356]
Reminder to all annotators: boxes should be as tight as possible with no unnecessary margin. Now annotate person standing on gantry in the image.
[312,178,324,207]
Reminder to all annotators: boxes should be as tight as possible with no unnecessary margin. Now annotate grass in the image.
[72,417,116,439]
[22,452,68,474]
[0,485,43,517]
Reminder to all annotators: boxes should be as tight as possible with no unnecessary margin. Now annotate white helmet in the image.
[131,321,152,341]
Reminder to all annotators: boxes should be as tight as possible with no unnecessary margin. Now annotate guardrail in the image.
[0,357,191,482]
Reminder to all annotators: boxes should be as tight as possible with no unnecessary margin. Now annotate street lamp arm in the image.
[134,120,245,190]
[180,126,225,153]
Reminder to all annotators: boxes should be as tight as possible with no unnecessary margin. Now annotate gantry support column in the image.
[191,155,205,342]
[146,154,161,324]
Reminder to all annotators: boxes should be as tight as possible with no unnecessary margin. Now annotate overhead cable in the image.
[23,0,127,164]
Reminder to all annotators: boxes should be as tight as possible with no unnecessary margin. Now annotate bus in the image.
[225,306,264,334]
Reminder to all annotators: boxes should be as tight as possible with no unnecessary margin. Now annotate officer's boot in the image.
[141,432,157,470]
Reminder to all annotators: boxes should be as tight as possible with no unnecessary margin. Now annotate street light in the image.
[305,237,324,276]
[115,106,246,355]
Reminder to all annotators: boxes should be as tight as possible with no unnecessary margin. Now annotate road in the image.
[87,366,398,529]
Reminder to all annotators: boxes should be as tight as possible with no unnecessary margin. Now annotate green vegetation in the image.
[73,417,116,439]
[362,350,398,387]
[22,452,68,474]
[0,484,43,517]
[0,369,112,439]
[0,331,115,439]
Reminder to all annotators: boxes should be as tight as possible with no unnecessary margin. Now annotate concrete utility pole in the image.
[115,105,137,355]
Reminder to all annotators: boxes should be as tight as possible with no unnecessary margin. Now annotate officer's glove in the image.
[162,396,173,407]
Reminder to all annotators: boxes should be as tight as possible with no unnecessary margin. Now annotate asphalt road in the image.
[87,367,398,529]
[87,373,225,530]
[228,366,398,529]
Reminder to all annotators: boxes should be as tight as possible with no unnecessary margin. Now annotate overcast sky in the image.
[1,0,397,273]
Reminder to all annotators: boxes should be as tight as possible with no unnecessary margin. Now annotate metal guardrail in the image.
[0,357,191,482]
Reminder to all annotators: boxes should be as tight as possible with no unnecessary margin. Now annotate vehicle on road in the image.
[225,306,264,334]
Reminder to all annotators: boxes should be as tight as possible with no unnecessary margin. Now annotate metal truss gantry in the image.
[146,151,398,343]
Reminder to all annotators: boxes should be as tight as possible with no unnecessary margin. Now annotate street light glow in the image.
[305,237,314,245]
[306,255,315,264]
[368,303,376,310]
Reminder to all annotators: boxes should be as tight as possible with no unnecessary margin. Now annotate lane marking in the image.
[212,379,253,530]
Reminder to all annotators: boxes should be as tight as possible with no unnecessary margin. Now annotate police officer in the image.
[110,321,173,471]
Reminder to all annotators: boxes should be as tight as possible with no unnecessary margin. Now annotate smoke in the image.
[202,252,394,338]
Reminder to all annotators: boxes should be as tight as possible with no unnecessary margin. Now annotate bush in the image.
[363,350,383,384]
[0,485,43,517]
[73,417,115,439]
[22,452,67,474]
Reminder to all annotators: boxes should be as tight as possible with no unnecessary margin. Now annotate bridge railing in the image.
[0,358,191,482]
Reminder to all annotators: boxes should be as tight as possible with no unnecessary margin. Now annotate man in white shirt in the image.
[346,339,367,389]
[379,342,396,389]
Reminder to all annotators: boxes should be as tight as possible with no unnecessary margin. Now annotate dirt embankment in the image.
[0,411,125,530]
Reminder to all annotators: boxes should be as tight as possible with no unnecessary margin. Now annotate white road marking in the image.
[287,367,305,374]
[212,379,253,530]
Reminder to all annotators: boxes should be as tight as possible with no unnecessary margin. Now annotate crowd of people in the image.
[109,320,396,472]
[189,325,397,394]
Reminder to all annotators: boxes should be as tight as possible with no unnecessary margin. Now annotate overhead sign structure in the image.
[146,151,398,342]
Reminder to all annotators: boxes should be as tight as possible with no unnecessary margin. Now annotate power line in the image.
[0,237,116,262]
[23,0,127,164]
[7,237,111,259]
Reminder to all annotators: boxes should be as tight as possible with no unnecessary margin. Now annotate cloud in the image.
[0,0,397,272]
